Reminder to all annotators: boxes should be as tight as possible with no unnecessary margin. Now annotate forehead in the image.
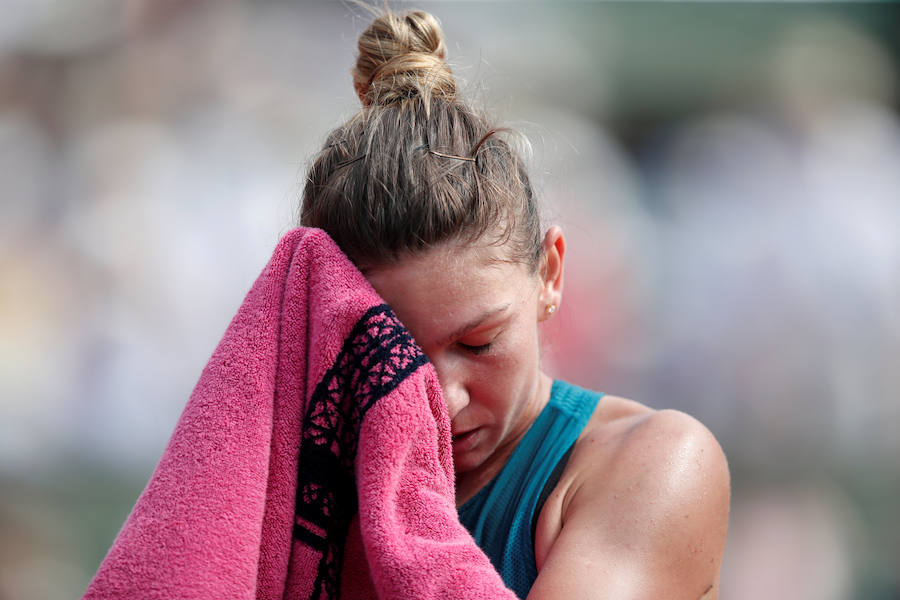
[365,242,534,343]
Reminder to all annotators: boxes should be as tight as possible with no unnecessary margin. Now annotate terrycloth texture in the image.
[83,227,517,600]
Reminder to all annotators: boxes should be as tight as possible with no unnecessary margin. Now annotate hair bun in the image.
[353,10,456,107]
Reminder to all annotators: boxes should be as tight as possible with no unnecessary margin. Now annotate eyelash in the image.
[459,342,493,356]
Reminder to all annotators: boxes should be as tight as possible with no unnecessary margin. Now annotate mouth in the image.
[451,428,480,451]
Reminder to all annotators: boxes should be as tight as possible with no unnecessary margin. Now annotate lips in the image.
[451,427,480,452]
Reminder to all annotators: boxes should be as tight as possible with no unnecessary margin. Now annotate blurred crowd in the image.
[1,2,898,598]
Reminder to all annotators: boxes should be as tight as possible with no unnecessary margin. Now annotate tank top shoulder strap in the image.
[458,380,604,598]
[547,379,603,420]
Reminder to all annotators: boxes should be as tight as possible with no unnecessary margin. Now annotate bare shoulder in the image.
[578,397,730,492]
[531,396,731,599]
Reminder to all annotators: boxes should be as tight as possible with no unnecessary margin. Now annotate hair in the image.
[300,9,542,272]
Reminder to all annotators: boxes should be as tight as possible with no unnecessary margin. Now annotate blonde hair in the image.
[300,9,541,270]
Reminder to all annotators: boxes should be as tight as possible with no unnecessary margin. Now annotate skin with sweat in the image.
[365,227,731,600]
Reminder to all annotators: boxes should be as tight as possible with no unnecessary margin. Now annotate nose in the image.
[442,381,469,422]
[432,359,469,421]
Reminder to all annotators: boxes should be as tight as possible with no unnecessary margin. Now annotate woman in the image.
[300,9,730,599]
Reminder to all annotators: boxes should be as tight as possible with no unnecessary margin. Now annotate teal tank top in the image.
[458,380,604,598]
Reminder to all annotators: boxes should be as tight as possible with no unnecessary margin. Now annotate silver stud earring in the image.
[545,304,557,316]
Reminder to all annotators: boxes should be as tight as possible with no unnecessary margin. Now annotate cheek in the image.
[471,325,539,391]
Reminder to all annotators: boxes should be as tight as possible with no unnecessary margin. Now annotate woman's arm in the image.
[528,409,731,600]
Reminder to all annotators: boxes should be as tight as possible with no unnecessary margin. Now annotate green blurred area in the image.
[1,466,149,598]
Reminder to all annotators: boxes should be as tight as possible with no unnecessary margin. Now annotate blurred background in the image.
[1,1,898,598]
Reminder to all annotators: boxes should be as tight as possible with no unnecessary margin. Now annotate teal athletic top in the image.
[458,380,604,598]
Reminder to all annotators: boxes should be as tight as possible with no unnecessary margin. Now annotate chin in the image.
[451,443,491,475]
[451,452,480,475]
[452,433,498,477]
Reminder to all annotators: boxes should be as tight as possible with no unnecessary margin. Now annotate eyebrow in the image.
[437,303,512,346]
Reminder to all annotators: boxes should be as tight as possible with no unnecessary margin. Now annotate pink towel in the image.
[83,227,517,599]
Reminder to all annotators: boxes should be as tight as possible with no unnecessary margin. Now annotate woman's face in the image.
[365,229,563,477]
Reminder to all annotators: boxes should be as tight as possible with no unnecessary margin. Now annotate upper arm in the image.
[527,409,731,600]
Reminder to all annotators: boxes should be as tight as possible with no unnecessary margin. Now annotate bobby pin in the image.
[335,154,365,168]
[428,149,476,162]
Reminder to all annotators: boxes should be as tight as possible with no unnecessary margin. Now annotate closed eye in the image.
[459,342,492,356]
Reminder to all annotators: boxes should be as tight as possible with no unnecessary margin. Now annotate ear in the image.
[538,226,565,322]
